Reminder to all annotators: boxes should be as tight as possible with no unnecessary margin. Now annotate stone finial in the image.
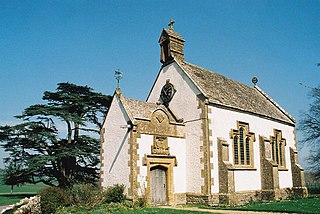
[252,76,258,86]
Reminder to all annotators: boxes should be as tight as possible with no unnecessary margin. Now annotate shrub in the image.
[42,183,133,213]
[103,184,126,203]
[105,202,131,213]
[308,185,320,195]
[134,197,147,208]
[39,186,71,214]
[55,205,91,214]
[68,183,102,207]
[56,201,133,214]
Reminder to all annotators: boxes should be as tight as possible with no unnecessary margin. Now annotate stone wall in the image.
[186,187,307,207]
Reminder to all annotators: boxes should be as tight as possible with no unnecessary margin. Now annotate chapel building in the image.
[100,22,307,206]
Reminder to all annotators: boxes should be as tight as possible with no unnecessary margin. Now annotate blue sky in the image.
[0,1,319,168]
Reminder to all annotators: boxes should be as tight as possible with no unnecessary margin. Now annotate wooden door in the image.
[150,166,167,205]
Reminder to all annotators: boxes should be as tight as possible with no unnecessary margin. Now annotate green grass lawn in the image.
[120,208,213,214]
[0,182,46,205]
[0,183,46,194]
[0,193,36,206]
[212,197,320,214]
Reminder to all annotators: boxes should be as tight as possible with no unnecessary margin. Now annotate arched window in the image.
[279,142,283,166]
[270,130,286,168]
[246,138,250,165]
[271,141,275,160]
[233,136,239,165]
[230,122,255,167]
[239,128,245,164]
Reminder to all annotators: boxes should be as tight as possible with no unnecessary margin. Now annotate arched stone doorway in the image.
[143,155,177,205]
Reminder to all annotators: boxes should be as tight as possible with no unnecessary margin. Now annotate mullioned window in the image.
[270,129,286,168]
[230,121,255,168]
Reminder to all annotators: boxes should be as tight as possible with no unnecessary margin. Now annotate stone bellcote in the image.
[159,20,185,64]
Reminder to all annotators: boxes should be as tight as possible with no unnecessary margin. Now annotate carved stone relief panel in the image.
[151,135,170,155]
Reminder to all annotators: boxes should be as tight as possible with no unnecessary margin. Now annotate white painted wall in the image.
[169,137,187,193]
[209,105,295,192]
[101,95,130,193]
[147,62,203,193]
[137,134,153,197]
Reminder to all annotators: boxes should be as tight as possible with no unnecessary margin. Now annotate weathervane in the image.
[168,18,175,30]
[114,69,123,88]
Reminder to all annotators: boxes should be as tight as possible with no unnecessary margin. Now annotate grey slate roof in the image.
[120,96,179,123]
[179,61,295,125]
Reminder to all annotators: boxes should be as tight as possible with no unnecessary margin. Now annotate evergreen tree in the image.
[0,82,112,188]
[2,160,26,193]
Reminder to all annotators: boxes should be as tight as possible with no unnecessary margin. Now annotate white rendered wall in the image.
[209,105,295,192]
[169,137,187,193]
[101,95,130,193]
[147,62,203,193]
[137,134,187,195]
[137,134,153,196]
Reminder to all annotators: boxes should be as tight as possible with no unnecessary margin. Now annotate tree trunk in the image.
[74,122,79,143]
[67,121,72,144]
[58,156,76,188]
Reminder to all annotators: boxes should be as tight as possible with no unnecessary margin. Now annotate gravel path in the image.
[0,205,12,213]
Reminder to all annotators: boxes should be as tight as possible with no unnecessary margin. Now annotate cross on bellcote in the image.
[168,19,175,30]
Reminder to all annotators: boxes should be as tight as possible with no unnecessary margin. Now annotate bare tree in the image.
[300,86,320,179]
